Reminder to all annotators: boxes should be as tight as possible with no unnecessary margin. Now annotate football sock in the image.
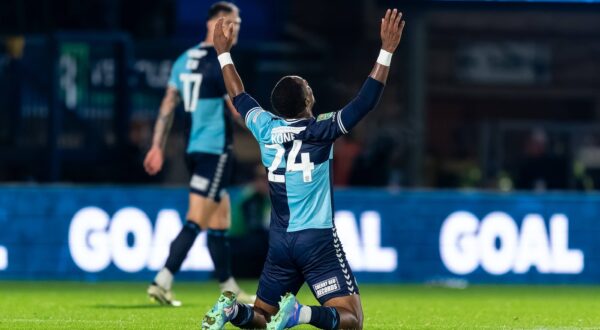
[164,220,202,275]
[153,268,173,290]
[207,229,233,283]
[309,306,340,330]
[230,303,254,327]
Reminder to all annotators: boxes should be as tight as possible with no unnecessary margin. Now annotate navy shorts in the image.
[257,227,359,306]
[185,151,233,203]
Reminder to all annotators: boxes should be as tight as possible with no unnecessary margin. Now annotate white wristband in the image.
[376,49,393,67]
[218,52,233,69]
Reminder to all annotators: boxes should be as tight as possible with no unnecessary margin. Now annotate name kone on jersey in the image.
[271,126,306,144]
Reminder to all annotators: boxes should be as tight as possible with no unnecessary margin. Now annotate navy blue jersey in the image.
[168,44,232,154]
[233,77,384,232]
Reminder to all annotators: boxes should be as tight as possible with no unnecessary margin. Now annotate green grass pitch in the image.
[2,281,600,329]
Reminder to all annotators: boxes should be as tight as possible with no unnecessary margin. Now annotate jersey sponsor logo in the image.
[440,211,584,275]
[270,126,306,144]
[313,277,340,298]
[317,112,335,122]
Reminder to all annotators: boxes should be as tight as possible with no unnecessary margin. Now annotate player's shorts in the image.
[185,151,233,203]
[257,226,359,306]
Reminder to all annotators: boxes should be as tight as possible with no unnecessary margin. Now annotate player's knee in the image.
[354,304,364,329]
[207,211,229,230]
[353,309,364,329]
[343,309,363,330]
[329,299,363,330]
[186,204,211,228]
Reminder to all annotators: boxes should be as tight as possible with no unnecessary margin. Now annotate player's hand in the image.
[380,8,405,53]
[213,17,235,55]
[144,146,164,176]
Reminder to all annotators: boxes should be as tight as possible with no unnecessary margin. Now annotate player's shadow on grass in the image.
[92,304,192,309]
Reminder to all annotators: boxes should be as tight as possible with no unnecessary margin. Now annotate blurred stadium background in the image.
[2,0,600,328]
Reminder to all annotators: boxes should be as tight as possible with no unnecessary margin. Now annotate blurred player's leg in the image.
[207,193,255,304]
[148,193,219,306]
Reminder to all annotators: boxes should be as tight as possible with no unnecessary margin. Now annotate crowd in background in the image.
[2,0,600,192]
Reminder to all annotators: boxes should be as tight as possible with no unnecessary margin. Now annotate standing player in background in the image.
[143,2,254,306]
[202,8,405,330]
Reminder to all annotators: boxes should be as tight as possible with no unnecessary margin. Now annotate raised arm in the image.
[370,9,405,84]
[213,17,269,123]
[213,18,245,100]
[338,9,405,132]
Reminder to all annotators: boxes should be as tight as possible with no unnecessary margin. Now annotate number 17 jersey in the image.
[233,92,350,232]
[168,44,232,155]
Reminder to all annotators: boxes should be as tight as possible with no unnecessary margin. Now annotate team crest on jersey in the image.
[271,126,306,144]
[317,112,335,122]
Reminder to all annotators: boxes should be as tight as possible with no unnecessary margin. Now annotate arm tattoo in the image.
[151,91,179,149]
[152,111,175,149]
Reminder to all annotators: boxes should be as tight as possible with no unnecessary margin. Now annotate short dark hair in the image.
[270,76,307,119]
[207,2,238,21]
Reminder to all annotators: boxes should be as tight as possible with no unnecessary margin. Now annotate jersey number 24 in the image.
[265,140,315,183]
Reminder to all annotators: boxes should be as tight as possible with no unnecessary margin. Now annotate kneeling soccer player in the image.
[202,8,405,330]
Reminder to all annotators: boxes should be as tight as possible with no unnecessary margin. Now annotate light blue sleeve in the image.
[167,54,187,92]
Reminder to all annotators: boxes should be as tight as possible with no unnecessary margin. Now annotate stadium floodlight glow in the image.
[0,245,7,270]
[440,211,584,276]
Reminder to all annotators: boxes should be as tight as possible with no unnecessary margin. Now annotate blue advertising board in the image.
[0,186,598,284]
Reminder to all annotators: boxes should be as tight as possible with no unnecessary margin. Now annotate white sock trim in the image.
[154,268,173,290]
[219,276,241,294]
[298,305,312,324]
